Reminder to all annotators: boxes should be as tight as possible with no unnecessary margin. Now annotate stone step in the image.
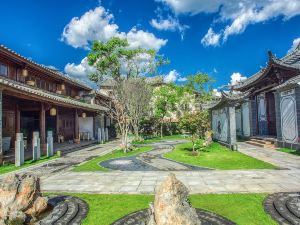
[250,139,273,145]
[245,141,275,149]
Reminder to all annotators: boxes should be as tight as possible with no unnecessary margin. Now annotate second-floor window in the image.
[0,63,8,76]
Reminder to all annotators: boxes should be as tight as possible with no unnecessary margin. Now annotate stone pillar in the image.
[15,133,24,167]
[32,131,40,161]
[228,106,237,149]
[47,131,54,157]
[0,89,2,165]
[105,128,109,141]
[97,128,102,143]
[101,128,105,142]
[40,103,46,152]
[74,109,79,143]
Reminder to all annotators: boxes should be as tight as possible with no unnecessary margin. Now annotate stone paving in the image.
[100,140,210,171]
[0,140,121,180]
[2,141,300,194]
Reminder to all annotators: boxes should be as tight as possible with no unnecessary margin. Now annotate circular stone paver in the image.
[100,140,212,171]
[111,208,236,225]
[264,192,300,225]
[37,196,89,225]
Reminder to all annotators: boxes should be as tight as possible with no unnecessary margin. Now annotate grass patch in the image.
[0,155,59,175]
[164,142,277,170]
[46,193,276,225]
[190,194,277,225]
[132,134,187,144]
[72,146,153,172]
[277,148,300,156]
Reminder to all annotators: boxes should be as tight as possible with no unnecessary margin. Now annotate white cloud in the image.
[124,28,167,50]
[201,28,221,47]
[163,70,187,83]
[288,37,300,53]
[212,89,221,97]
[150,15,189,39]
[61,7,118,49]
[61,6,167,51]
[159,0,300,46]
[230,72,247,86]
[62,6,167,81]
[164,70,179,83]
[64,57,96,79]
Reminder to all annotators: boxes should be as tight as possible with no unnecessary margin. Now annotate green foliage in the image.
[277,148,300,156]
[185,72,214,104]
[179,111,210,138]
[164,142,277,170]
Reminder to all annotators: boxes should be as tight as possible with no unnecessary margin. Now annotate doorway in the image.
[266,92,277,136]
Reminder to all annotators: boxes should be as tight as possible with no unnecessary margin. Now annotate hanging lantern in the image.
[21,68,28,77]
[60,83,65,90]
[50,107,57,116]
[82,112,86,118]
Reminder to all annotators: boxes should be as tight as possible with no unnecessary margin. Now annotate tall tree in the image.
[87,37,166,151]
[123,78,153,140]
[152,84,179,137]
[185,73,214,106]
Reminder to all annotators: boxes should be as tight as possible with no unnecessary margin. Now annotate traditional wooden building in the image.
[206,43,300,150]
[0,45,111,163]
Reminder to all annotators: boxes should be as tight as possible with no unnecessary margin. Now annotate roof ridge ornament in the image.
[268,50,275,63]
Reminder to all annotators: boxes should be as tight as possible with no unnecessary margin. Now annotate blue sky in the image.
[1,0,300,89]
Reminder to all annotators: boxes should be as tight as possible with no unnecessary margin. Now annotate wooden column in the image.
[0,89,3,164]
[16,103,20,133]
[40,103,46,152]
[74,109,79,143]
[56,107,59,142]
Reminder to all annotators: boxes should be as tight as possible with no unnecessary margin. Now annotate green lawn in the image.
[48,193,276,225]
[0,155,58,175]
[277,148,300,156]
[72,146,153,172]
[164,142,277,170]
[131,134,187,144]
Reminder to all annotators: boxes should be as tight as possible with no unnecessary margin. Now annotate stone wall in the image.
[212,106,236,148]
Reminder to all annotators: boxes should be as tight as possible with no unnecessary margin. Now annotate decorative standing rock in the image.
[0,174,48,224]
[203,131,213,147]
[148,173,201,225]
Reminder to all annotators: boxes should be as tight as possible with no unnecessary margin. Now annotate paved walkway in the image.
[101,140,210,171]
[0,140,121,180]
[40,142,300,194]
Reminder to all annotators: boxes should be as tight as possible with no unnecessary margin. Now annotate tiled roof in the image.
[272,74,300,90]
[0,77,107,112]
[203,90,251,110]
[233,47,300,90]
[0,45,92,91]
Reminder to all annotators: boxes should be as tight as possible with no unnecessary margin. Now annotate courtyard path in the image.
[40,142,300,194]
[0,140,121,180]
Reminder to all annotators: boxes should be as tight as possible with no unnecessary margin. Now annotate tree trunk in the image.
[133,124,139,140]
[160,123,163,138]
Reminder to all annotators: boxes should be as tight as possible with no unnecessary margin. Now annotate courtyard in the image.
[1,1,300,224]
[1,136,299,224]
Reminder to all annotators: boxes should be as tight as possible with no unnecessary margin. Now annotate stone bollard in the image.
[105,128,109,142]
[47,131,54,157]
[97,128,102,144]
[32,131,40,161]
[101,128,105,143]
[15,133,24,167]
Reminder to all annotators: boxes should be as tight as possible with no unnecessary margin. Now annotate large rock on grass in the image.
[0,173,48,224]
[148,173,201,225]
